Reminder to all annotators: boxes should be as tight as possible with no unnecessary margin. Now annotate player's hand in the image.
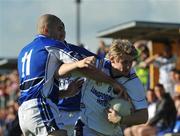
[76,56,96,69]
[107,108,122,124]
[67,78,84,97]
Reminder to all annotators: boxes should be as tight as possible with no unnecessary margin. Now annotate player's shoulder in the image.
[18,41,34,58]
[44,40,66,50]
[34,35,66,50]
[68,43,97,57]
[96,58,110,71]
[123,69,146,102]
[119,69,140,87]
[128,69,138,79]
[22,35,66,51]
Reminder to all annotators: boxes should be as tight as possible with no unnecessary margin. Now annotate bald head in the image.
[37,14,65,41]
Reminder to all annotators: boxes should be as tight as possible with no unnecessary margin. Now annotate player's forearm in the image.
[57,61,117,85]
[80,67,112,83]
[79,67,124,93]
[57,56,96,77]
[121,108,148,126]
[57,62,79,77]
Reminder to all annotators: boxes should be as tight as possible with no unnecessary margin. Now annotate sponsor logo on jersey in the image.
[91,87,113,107]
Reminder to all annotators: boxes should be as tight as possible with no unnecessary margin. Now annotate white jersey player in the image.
[58,39,148,136]
[80,62,147,135]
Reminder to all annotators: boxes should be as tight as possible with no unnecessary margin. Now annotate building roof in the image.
[97,21,180,41]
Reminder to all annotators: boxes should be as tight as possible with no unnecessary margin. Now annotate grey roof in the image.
[97,21,180,41]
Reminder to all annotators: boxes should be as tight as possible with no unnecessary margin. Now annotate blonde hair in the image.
[108,39,137,59]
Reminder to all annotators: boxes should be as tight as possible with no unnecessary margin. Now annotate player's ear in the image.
[44,27,49,35]
[109,55,115,63]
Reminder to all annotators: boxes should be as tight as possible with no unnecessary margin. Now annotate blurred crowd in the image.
[0,70,22,136]
[0,40,180,136]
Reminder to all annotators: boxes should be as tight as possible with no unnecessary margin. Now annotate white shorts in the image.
[59,110,80,136]
[18,98,63,136]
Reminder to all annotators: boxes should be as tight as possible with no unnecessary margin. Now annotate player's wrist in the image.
[75,61,81,68]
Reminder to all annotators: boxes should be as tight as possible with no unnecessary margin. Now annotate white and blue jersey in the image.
[57,44,98,111]
[18,35,87,135]
[18,35,74,105]
[80,59,148,135]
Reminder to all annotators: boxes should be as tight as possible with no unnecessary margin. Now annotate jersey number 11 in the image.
[21,49,33,77]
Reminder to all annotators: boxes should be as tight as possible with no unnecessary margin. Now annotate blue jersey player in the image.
[17,14,96,136]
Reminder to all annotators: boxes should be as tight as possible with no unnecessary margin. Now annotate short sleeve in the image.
[122,70,148,110]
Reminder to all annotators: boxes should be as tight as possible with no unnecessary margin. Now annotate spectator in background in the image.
[0,76,7,108]
[4,100,22,136]
[149,83,176,135]
[0,71,21,136]
[124,83,177,136]
[174,70,180,95]
[0,71,19,108]
[0,108,6,136]
[4,101,17,136]
[141,41,177,96]
[0,127,2,136]
[133,41,150,90]
[146,88,157,120]
[173,95,180,133]
[170,69,178,94]
[96,40,108,58]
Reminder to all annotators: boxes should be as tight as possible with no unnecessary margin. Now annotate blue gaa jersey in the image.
[57,44,98,111]
[18,35,76,105]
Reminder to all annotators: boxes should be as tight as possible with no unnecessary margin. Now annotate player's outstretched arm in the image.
[56,56,96,77]
[56,56,125,94]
